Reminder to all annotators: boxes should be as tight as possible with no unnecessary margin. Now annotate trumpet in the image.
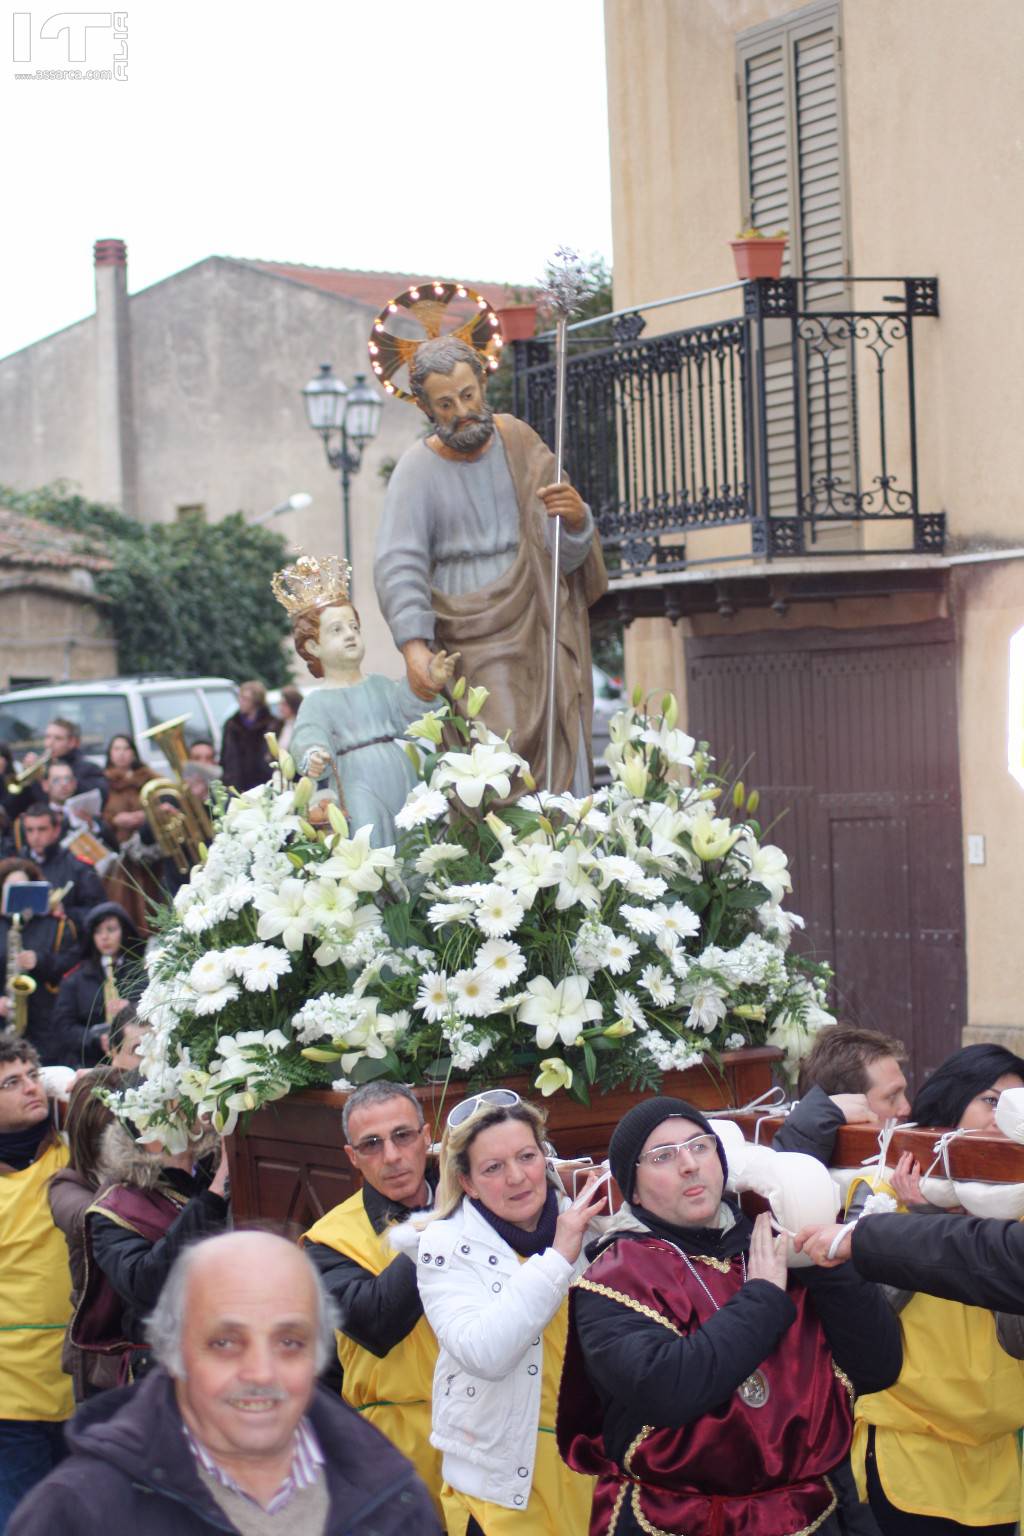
[5,750,51,797]
[5,911,37,1037]
[140,714,213,873]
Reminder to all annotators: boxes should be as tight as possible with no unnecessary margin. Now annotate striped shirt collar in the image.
[183,1416,323,1514]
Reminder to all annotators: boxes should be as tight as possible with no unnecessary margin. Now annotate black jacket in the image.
[853,1211,1024,1313]
[306,1179,434,1364]
[88,1164,229,1348]
[7,1367,442,1536]
[0,910,78,1062]
[50,901,143,1066]
[773,1085,846,1162]
[29,842,107,931]
[220,708,281,794]
[574,1230,902,1466]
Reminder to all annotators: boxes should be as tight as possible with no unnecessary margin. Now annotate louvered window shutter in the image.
[737,2,853,535]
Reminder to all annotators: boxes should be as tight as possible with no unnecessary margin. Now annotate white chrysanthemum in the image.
[618,904,664,938]
[395,781,449,830]
[189,952,233,994]
[474,885,525,939]
[428,899,475,928]
[450,968,500,1019]
[231,944,292,993]
[599,855,645,889]
[640,964,676,1007]
[614,988,648,1029]
[603,933,639,976]
[474,939,526,989]
[415,970,452,1023]
[414,843,469,875]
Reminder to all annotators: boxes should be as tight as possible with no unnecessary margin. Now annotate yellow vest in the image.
[0,1139,74,1422]
[304,1190,442,1512]
[853,1292,1024,1525]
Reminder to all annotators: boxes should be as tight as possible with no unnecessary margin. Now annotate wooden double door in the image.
[686,620,965,1084]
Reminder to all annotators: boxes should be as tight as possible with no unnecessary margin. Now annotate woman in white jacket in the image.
[394,1089,605,1536]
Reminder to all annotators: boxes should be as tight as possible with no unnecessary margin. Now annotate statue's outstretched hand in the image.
[402,639,443,701]
[538,482,587,532]
[428,649,460,688]
[305,747,331,779]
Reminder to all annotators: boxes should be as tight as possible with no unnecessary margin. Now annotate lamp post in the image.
[302,363,383,578]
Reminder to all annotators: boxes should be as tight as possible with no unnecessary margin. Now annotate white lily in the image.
[435,742,521,809]
[517,974,603,1050]
[318,825,396,892]
[254,878,313,951]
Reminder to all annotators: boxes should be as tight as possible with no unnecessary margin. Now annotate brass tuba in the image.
[140,715,215,874]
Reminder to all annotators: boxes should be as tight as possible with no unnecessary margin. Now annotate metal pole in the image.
[340,428,353,596]
[543,314,569,792]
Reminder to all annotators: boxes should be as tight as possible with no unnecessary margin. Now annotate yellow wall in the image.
[955,559,1024,1037]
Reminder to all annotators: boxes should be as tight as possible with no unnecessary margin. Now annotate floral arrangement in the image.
[121,688,833,1149]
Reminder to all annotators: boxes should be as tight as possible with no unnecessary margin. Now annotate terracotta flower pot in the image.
[730,237,788,282]
[494,304,538,342]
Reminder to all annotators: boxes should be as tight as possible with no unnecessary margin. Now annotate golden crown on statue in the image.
[271,553,352,617]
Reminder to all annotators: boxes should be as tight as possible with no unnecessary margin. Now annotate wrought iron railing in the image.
[511,276,943,576]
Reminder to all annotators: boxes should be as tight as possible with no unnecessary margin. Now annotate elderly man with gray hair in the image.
[7,1231,440,1536]
[373,334,607,793]
[302,1082,443,1519]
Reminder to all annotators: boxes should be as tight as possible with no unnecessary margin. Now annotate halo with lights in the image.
[367,280,504,402]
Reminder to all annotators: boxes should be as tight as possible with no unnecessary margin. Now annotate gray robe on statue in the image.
[290,675,434,848]
[374,417,606,792]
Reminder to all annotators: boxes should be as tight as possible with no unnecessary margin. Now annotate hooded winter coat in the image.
[220,706,281,793]
[78,1120,229,1370]
[50,901,143,1066]
[6,1367,443,1536]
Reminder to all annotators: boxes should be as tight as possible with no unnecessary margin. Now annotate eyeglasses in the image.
[637,1135,718,1169]
[0,1068,44,1094]
[350,1126,423,1159]
[446,1089,521,1129]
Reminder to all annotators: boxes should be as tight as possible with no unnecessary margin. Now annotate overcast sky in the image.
[0,0,613,360]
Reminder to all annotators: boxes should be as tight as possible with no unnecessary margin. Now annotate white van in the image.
[0,676,240,769]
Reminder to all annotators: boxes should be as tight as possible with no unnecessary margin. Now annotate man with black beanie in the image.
[557,1096,902,1536]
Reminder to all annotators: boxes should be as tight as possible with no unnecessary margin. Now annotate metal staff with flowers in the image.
[119,681,833,1151]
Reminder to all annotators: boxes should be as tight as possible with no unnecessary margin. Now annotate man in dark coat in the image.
[17,808,106,932]
[219,682,281,794]
[43,718,109,804]
[8,1231,441,1536]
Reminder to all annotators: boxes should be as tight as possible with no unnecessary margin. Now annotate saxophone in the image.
[101,954,119,1023]
[5,912,37,1037]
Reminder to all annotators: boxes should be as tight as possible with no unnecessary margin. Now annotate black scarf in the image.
[0,1115,51,1172]
[471,1183,560,1258]
[630,1195,753,1260]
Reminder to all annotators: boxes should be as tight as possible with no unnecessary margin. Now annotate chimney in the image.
[94,238,137,518]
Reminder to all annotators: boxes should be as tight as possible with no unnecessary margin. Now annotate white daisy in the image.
[395,781,449,830]
[640,964,676,1007]
[428,899,475,928]
[233,944,292,993]
[603,933,639,975]
[474,939,526,989]
[474,885,525,938]
[415,970,451,1023]
[414,844,469,875]
[450,968,500,1019]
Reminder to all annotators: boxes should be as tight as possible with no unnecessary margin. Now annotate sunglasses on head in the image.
[446,1088,521,1130]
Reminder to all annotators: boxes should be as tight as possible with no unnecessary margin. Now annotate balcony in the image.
[511,276,943,599]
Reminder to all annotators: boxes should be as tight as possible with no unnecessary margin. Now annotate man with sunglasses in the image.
[302,1082,443,1518]
[0,1039,73,1529]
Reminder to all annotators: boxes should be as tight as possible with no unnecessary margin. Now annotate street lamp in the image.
[302,363,384,575]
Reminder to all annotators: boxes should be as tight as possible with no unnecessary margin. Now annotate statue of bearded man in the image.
[373,336,608,794]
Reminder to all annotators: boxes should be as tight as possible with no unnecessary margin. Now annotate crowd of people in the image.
[4,1019,1024,1535]
[0,689,284,1070]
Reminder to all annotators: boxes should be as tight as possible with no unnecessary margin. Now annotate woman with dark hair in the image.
[219,680,281,793]
[558,1096,902,1536]
[393,1090,606,1535]
[850,1044,1024,1535]
[50,903,143,1068]
[0,855,77,1062]
[101,735,158,935]
[276,684,304,753]
[47,1068,124,1401]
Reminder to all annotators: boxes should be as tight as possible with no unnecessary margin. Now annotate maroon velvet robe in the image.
[558,1236,853,1536]
[70,1183,185,1362]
